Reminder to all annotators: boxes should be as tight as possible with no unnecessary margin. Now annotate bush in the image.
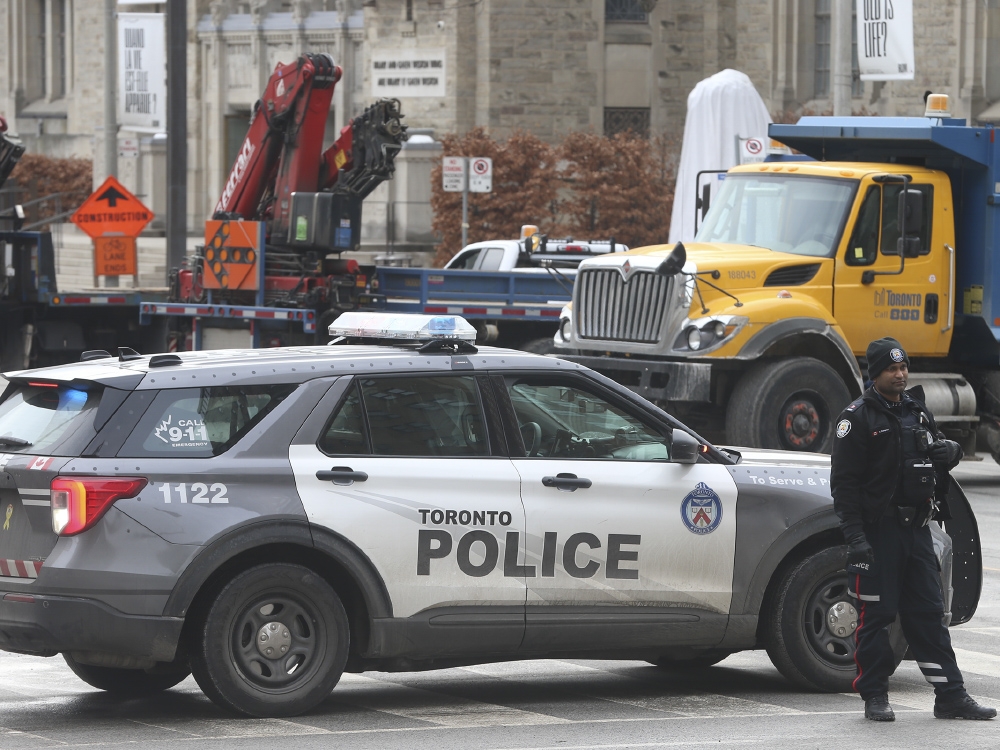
[431,128,559,267]
[8,154,92,228]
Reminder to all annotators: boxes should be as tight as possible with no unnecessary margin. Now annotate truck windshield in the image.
[696,174,857,257]
[0,382,103,455]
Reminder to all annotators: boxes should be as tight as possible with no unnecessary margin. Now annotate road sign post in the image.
[442,156,493,248]
[442,156,469,247]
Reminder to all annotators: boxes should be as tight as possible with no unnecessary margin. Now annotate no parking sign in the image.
[469,157,492,193]
[738,137,766,165]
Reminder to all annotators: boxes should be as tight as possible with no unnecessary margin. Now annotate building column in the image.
[772,0,797,113]
[831,0,851,115]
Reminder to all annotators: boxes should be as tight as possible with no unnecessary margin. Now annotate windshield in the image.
[696,174,857,257]
[0,382,103,455]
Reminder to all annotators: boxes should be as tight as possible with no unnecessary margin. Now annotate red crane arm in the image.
[213,54,341,220]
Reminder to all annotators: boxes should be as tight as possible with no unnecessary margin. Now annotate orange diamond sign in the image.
[71,176,154,239]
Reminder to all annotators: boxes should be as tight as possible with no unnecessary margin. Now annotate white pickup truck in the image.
[444,236,626,272]
[366,232,626,353]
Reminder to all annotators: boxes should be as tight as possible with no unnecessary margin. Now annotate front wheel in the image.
[191,563,350,717]
[63,655,190,694]
[765,547,905,692]
[725,357,851,452]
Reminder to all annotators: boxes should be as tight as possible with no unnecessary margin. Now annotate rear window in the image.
[0,382,103,456]
[118,385,295,457]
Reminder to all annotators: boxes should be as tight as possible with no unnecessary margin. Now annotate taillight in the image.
[50,477,147,536]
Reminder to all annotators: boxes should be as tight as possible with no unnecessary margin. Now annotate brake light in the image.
[27,381,59,388]
[50,477,147,536]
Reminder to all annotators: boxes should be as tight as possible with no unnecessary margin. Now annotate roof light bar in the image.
[328,312,478,343]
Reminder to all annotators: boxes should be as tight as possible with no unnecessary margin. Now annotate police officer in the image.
[831,337,996,722]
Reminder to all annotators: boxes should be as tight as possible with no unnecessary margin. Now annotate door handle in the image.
[316,466,369,485]
[542,473,592,491]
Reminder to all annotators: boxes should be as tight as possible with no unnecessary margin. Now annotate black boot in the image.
[865,694,895,721]
[934,694,997,720]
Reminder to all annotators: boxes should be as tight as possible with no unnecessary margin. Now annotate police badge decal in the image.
[680,482,723,535]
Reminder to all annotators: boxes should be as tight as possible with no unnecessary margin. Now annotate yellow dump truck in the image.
[555,98,999,458]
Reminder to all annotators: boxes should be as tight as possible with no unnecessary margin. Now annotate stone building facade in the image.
[0,0,998,252]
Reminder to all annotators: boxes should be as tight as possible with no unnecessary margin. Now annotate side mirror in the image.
[657,242,687,277]
[671,428,701,464]
[697,182,711,222]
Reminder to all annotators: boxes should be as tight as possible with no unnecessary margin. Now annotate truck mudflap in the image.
[944,478,982,625]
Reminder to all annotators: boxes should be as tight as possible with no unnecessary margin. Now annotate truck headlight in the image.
[686,326,702,350]
[673,315,748,353]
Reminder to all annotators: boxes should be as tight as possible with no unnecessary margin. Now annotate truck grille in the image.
[576,268,669,343]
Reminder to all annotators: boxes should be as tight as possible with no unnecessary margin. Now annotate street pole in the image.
[104,0,117,180]
[166,0,188,276]
[461,157,469,248]
[832,0,852,116]
[103,0,118,286]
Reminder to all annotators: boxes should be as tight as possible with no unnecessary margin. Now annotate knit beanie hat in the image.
[866,337,909,380]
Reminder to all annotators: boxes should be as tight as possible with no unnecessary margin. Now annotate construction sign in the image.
[93,236,137,277]
[71,176,154,239]
[202,220,261,291]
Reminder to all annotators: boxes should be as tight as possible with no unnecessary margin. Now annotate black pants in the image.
[848,514,964,701]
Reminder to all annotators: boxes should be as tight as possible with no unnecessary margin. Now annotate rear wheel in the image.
[765,547,905,692]
[191,563,349,717]
[725,357,851,452]
[63,655,190,694]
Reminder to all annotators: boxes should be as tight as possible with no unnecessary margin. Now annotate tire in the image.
[521,337,557,355]
[650,650,732,670]
[725,356,851,452]
[190,563,350,717]
[765,546,906,692]
[63,655,190,695]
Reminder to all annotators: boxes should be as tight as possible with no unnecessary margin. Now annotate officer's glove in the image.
[929,439,961,466]
[846,532,875,569]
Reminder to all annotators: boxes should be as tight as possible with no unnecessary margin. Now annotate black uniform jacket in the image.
[830,385,960,540]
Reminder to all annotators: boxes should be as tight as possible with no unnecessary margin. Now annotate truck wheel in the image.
[725,357,850,452]
[765,547,906,692]
[190,563,349,717]
[63,655,190,694]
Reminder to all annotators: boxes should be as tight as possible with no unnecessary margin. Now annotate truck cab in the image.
[556,105,997,455]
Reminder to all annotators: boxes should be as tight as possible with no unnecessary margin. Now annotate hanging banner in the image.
[856,0,914,81]
[118,13,166,131]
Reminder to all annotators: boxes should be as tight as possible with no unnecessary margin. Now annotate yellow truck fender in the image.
[735,317,863,397]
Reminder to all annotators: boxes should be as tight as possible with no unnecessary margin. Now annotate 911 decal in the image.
[157,482,229,504]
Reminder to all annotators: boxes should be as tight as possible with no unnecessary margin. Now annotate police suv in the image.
[0,314,982,717]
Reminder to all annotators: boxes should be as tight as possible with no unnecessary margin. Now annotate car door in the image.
[494,372,739,653]
[289,373,527,656]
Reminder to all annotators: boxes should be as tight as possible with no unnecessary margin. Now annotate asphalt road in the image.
[3,460,1000,749]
